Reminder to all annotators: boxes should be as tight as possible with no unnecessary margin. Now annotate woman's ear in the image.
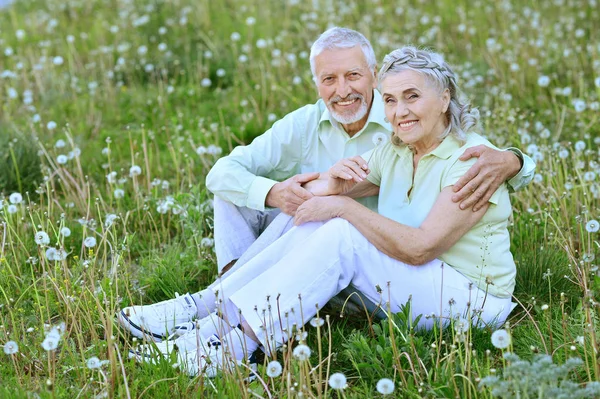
[442,88,451,113]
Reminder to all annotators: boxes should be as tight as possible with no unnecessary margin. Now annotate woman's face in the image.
[381,69,450,153]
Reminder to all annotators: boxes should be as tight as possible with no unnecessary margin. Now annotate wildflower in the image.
[158,27,167,35]
[55,139,66,148]
[57,155,68,165]
[137,45,148,56]
[104,214,119,228]
[45,248,57,261]
[558,148,569,159]
[52,56,64,66]
[372,132,389,146]
[256,39,267,49]
[328,372,347,390]
[200,237,214,248]
[107,171,117,184]
[309,317,324,327]
[201,78,212,87]
[293,76,302,85]
[26,327,34,333]
[87,356,102,369]
[7,205,18,214]
[83,237,97,248]
[586,220,600,233]
[266,360,282,377]
[292,344,311,361]
[537,75,550,87]
[295,331,308,341]
[595,77,600,88]
[573,99,586,113]
[35,231,51,246]
[42,336,59,351]
[3,341,18,355]
[158,43,167,52]
[16,29,25,40]
[60,227,71,237]
[575,141,586,152]
[216,68,226,77]
[246,17,256,25]
[114,188,125,199]
[47,121,57,130]
[491,329,511,349]
[576,336,584,345]
[9,192,23,204]
[129,165,142,177]
[230,32,241,41]
[584,172,596,181]
[541,304,549,311]
[376,378,395,395]
[268,113,277,122]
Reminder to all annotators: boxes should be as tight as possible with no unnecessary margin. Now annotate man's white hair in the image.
[309,27,377,83]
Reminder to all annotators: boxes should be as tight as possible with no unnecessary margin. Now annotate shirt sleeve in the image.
[442,157,504,205]
[205,107,310,211]
[504,148,536,192]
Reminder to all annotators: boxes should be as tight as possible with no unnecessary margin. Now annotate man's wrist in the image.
[506,148,524,169]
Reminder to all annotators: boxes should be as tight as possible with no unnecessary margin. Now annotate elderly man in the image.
[118,27,534,341]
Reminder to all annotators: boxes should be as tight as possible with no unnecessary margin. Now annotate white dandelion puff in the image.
[83,237,97,248]
[537,75,550,87]
[586,220,599,233]
[292,344,311,361]
[491,329,511,349]
[57,155,68,165]
[3,341,19,355]
[309,317,324,327]
[9,192,23,204]
[266,360,282,377]
[200,237,214,248]
[41,336,59,351]
[60,227,71,237]
[129,165,142,177]
[35,231,50,246]
[376,378,395,395]
[86,357,102,369]
[328,372,347,390]
[372,132,389,146]
[47,121,57,130]
[114,188,125,199]
[7,205,18,214]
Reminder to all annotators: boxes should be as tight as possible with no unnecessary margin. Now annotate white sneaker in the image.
[117,293,197,341]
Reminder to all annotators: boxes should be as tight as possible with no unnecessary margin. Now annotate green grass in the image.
[1,0,600,397]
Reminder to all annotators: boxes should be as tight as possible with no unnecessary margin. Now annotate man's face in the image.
[314,46,377,131]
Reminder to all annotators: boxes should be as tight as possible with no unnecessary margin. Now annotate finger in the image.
[459,181,488,210]
[472,189,493,212]
[330,167,356,180]
[295,172,321,184]
[290,184,314,201]
[348,156,369,170]
[452,164,481,194]
[458,145,484,161]
[453,177,481,204]
[342,160,368,179]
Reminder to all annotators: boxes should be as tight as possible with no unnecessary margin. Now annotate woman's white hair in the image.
[379,46,479,146]
[309,27,377,83]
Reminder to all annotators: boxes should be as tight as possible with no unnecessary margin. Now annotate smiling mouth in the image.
[399,120,418,130]
[335,98,358,106]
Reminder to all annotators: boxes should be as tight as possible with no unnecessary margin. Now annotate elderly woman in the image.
[131,47,516,376]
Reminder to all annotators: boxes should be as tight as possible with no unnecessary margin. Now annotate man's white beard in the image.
[328,95,369,125]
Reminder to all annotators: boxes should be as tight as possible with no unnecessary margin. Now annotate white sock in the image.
[191,288,216,319]
[223,327,260,361]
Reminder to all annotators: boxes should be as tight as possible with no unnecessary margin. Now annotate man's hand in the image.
[265,172,320,215]
[452,145,521,211]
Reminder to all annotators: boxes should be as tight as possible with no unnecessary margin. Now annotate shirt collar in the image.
[318,90,390,137]
[391,133,462,160]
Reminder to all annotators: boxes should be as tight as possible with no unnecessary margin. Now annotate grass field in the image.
[1,0,600,397]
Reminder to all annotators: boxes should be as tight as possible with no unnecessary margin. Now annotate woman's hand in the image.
[293,196,351,225]
[328,156,370,195]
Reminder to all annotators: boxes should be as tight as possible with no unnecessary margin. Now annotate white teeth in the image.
[337,99,356,106]
[400,121,417,128]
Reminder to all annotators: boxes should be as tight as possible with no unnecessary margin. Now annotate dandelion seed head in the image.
[129,165,142,177]
[376,378,395,395]
[537,75,550,87]
[47,121,57,130]
[83,237,97,248]
[292,344,311,361]
[60,227,71,237]
[328,372,347,390]
[586,220,599,233]
[35,231,51,246]
[9,192,23,204]
[491,329,511,349]
[3,341,18,355]
[266,360,282,377]
[57,155,68,165]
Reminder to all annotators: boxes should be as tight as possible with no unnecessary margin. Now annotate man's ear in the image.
[372,66,378,88]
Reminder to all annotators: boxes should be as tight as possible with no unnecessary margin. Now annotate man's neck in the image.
[341,97,374,137]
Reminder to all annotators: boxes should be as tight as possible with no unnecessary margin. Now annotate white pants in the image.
[211,218,515,353]
[213,196,283,272]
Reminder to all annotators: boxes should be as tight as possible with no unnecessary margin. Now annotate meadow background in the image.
[1,0,600,397]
